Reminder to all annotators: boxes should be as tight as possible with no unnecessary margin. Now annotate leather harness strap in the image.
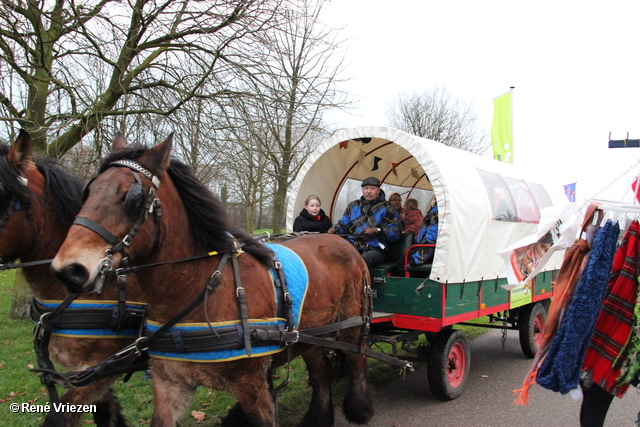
[73,216,121,247]
[32,292,80,427]
[30,298,146,333]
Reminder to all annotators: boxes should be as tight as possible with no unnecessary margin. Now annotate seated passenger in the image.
[328,177,401,269]
[293,194,332,233]
[401,198,423,239]
[388,192,405,222]
[396,198,438,272]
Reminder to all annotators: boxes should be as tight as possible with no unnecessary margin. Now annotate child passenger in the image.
[293,194,333,233]
[402,198,423,239]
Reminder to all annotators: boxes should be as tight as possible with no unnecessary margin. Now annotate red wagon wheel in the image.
[518,302,547,358]
[427,328,470,400]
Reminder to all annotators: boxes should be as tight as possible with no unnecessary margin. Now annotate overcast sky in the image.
[320,1,640,205]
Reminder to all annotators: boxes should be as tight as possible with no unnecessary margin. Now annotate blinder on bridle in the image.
[74,159,162,292]
[82,166,149,221]
[124,177,146,220]
[0,176,34,241]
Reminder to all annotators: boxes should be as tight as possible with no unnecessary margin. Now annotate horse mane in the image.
[35,157,83,226]
[0,144,83,226]
[100,146,273,268]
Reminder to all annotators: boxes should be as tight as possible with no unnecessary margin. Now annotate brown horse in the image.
[51,134,374,426]
[0,130,145,427]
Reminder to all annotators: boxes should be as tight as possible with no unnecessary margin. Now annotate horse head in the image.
[51,133,174,293]
[0,130,82,265]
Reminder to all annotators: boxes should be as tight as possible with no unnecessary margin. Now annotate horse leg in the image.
[297,347,335,427]
[42,378,126,427]
[149,373,196,427]
[91,387,128,427]
[341,351,374,424]
[222,361,275,427]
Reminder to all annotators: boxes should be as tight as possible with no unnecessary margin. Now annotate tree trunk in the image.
[10,270,32,320]
[272,177,288,235]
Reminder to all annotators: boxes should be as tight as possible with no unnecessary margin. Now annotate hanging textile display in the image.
[536,220,619,394]
[619,285,640,387]
[582,220,640,397]
[514,203,600,405]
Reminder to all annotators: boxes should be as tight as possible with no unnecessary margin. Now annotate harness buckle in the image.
[274,261,282,270]
[33,313,49,339]
[96,254,114,294]
[236,286,245,298]
[39,311,51,324]
[99,253,113,272]
[134,336,149,352]
[289,330,299,344]
[123,234,133,246]
[116,337,147,358]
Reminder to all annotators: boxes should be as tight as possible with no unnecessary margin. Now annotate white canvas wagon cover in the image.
[286,126,568,284]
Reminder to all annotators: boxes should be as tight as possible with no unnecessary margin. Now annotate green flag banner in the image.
[491,91,513,164]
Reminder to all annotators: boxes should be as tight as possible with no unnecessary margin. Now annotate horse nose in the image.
[53,263,89,293]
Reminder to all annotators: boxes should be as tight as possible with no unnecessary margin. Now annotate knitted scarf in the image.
[513,239,591,404]
[536,220,619,394]
[582,220,640,398]
[513,203,599,405]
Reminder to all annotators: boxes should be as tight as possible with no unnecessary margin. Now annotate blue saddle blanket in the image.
[146,243,309,362]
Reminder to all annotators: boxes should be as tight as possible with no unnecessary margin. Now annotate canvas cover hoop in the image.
[286,126,567,284]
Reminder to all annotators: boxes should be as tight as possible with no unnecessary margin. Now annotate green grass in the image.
[0,272,491,426]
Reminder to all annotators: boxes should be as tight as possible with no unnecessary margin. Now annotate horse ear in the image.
[144,133,173,172]
[111,132,127,152]
[8,129,33,172]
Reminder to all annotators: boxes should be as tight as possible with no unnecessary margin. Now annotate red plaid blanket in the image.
[582,220,640,397]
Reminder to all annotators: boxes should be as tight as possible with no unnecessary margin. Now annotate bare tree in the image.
[386,86,489,154]
[0,0,282,156]
[224,0,351,233]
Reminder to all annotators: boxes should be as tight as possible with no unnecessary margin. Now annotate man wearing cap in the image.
[328,177,402,268]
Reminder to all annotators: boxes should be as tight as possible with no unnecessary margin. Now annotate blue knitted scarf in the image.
[536,220,619,394]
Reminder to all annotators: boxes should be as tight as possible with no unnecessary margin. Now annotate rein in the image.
[32,292,80,427]
[0,257,53,271]
[104,250,222,276]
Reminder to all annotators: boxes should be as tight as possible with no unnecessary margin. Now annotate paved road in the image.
[334,329,640,427]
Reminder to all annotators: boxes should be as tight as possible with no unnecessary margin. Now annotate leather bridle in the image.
[73,159,162,292]
[0,177,36,264]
